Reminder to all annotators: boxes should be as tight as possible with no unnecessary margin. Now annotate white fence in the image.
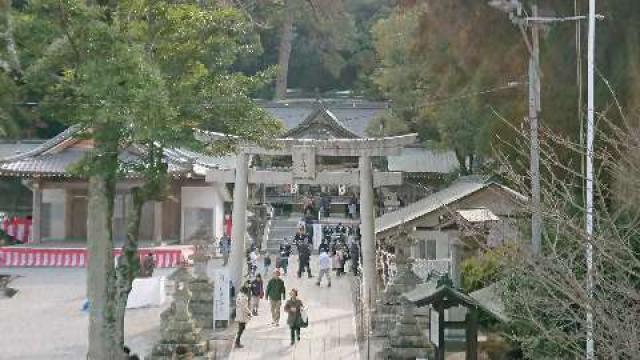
[378,250,452,283]
[412,258,452,280]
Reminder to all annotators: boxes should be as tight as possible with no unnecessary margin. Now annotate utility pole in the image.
[529,4,542,255]
[490,1,600,357]
[489,0,601,255]
[585,0,596,358]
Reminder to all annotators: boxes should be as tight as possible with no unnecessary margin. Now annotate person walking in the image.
[319,239,330,254]
[303,194,314,216]
[263,252,272,276]
[297,217,306,233]
[284,288,305,346]
[297,241,312,278]
[348,195,357,219]
[235,286,252,348]
[248,249,258,277]
[265,269,286,326]
[350,242,360,275]
[279,239,292,275]
[317,250,331,287]
[321,195,331,218]
[336,247,345,277]
[219,234,231,266]
[140,253,155,278]
[250,274,264,316]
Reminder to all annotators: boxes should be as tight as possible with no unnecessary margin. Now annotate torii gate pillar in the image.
[229,152,249,289]
[359,155,377,310]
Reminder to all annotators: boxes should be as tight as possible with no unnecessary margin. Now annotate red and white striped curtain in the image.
[0,247,186,268]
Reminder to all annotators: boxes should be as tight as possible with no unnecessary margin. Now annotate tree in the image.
[229,0,357,99]
[483,118,640,358]
[7,0,281,358]
[365,111,409,137]
[371,2,525,174]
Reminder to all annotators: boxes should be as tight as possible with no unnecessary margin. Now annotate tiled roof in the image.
[1,126,81,162]
[387,147,459,174]
[260,99,386,137]
[404,280,509,322]
[282,105,360,139]
[0,127,228,177]
[0,149,85,176]
[375,177,526,234]
[0,140,46,160]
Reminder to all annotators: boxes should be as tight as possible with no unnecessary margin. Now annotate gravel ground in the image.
[0,267,173,359]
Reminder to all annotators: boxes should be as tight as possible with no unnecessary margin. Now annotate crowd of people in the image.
[302,193,360,219]
[234,221,361,348]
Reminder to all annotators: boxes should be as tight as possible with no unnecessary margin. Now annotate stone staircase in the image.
[264,216,300,254]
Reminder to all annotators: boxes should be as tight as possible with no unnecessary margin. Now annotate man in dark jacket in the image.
[319,240,330,254]
[265,270,286,326]
[350,242,360,275]
[279,240,292,275]
[293,230,305,248]
[297,242,312,278]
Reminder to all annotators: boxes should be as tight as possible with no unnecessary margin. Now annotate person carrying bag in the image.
[284,288,306,345]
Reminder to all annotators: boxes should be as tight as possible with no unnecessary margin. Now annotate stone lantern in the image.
[372,228,423,335]
[150,266,207,359]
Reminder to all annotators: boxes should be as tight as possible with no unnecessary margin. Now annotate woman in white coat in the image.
[235,286,252,348]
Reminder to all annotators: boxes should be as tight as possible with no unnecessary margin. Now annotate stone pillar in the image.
[372,230,422,336]
[31,181,43,244]
[151,266,206,358]
[189,241,214,331]
[153,201,163,245]
[381,298,435,360]
[230,152,249,290]
[359,155,377,309]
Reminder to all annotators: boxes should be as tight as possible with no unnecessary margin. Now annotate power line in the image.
[10,81,526,114]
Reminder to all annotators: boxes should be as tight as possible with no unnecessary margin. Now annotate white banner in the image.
[313,224,322,250]
[127,276,166,309]
[213,268,230,322]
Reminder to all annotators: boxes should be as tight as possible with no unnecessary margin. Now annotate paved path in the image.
[230,255,359,360]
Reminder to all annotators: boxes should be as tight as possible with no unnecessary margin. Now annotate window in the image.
[426,239,437,260]
[418,240,427,259]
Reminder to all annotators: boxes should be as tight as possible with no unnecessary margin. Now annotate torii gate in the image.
[202,132,417,311]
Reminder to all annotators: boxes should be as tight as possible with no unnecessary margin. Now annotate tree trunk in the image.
[274,5,294,100]
[454,149,469,175]
[87,174,119,360]
[113,188,144,349]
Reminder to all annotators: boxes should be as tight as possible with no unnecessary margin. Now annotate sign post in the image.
[212,268,230,330]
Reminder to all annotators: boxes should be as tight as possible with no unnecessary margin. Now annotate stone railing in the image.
[412,258,452,280]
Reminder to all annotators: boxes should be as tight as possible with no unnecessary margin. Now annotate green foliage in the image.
[365,111,409,137]
[460,246,504,293]
[370,3,524,173]
[229,0,392,94]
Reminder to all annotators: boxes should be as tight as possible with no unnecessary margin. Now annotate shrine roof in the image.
[0,140,46,161]
[0,126,227,178]
[404,281,509,322]
[259,99,387,138]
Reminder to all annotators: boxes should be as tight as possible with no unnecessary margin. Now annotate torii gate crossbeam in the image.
[206,133,417,315]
